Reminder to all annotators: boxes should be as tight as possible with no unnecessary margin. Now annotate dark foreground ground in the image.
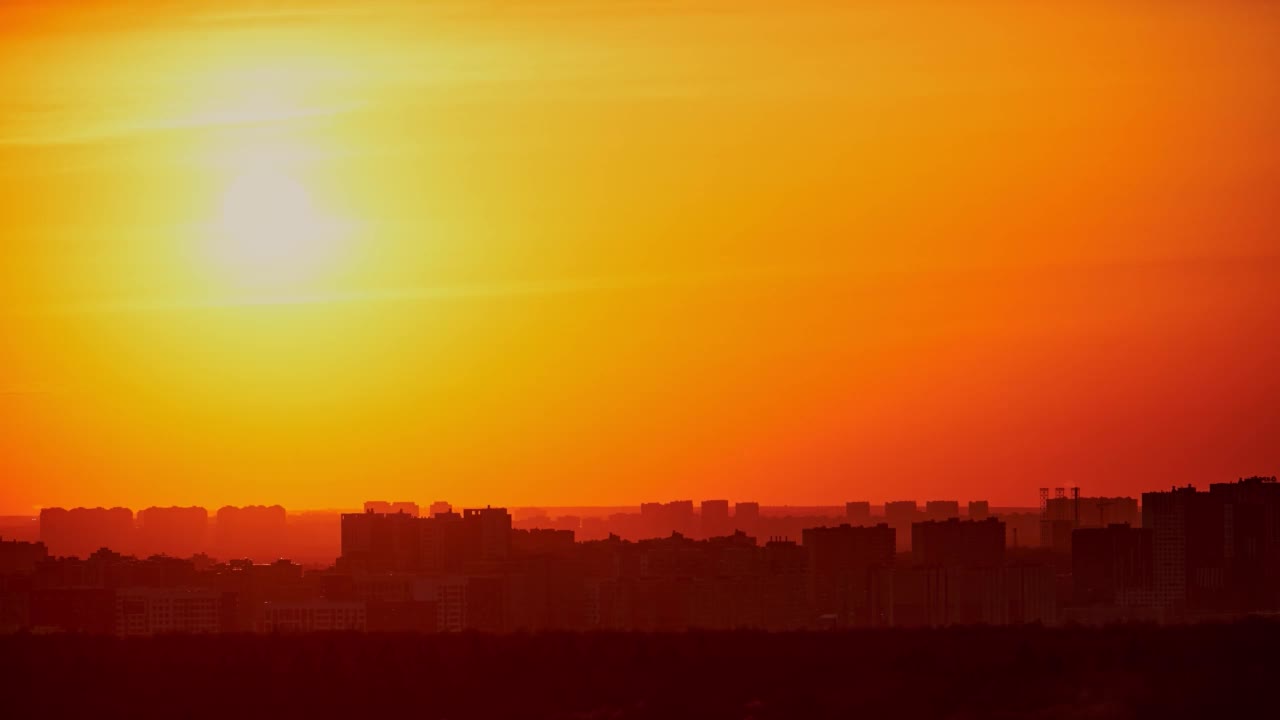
[1,624,1275,719]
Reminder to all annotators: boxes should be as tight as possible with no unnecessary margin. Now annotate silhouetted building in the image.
[912,518,1005,569]
[29,588,116,633]
[464,575,508,631]
[515,514,582,533]
[1143,477,1280,616]
[701,500,731,538]
[389,501,421,517]
[734,502,760,535]
[512,528,576,557]
[884,501,919,549]
[429,501,453,517]
[885,501,918,523]
[116,587,223,636]
[0,538,48,575]
[364,501,421,517]
[1043,495,1140,553]
[762,539,808,629]
[341,510,423,572]
[39,507,134,557]
[1209,476,1280,613]
[367,599,438,632]
[421,511,462,572]
[340,506,513,574]
[261,600,366,632]
[1072,524,1154,607]
[1000,511,1040,550]
[803,523,895,627]
[968,501,990,521]
[1005,563,1058,625]
[924,501,960,521]
[1143,485,1221,614]
[878,561,1052,628]
[845,502,872,525]
[215,505,287,561]
[284,511,343,565]
[1075,496,1141,528]
[464,507,513,562]
[137,506,208,558]
[640,501,696,538]
[413,576,468,631]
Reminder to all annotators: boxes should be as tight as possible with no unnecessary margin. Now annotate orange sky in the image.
[2,1,1278,513]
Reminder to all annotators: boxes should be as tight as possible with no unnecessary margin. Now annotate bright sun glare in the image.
[213,166,338,289]
[194,61,350,297]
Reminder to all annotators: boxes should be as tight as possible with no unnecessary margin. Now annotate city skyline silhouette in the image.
[4,1,1280,717]
[3,475,1277,632]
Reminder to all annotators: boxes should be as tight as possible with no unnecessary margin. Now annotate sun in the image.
[189,59,351,297]
[208,165,343,293]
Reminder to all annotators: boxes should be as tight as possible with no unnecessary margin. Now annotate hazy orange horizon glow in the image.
[2,0,1278,514]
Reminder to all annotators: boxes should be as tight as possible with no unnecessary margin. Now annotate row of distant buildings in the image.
[37,505,290,560]
[3,476,1277,634]
[516,497,1124,551]
[25,496,1123,563]
[2,515,1034,634]
[25,497,1043,562]
[23,498,1034,565]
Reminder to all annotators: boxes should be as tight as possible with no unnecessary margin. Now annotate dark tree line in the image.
[1,623,1275,719]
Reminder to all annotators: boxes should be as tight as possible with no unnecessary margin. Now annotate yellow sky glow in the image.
[1,1,1279,513]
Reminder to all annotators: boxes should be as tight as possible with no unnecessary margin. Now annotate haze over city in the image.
[4,2,1280,717]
